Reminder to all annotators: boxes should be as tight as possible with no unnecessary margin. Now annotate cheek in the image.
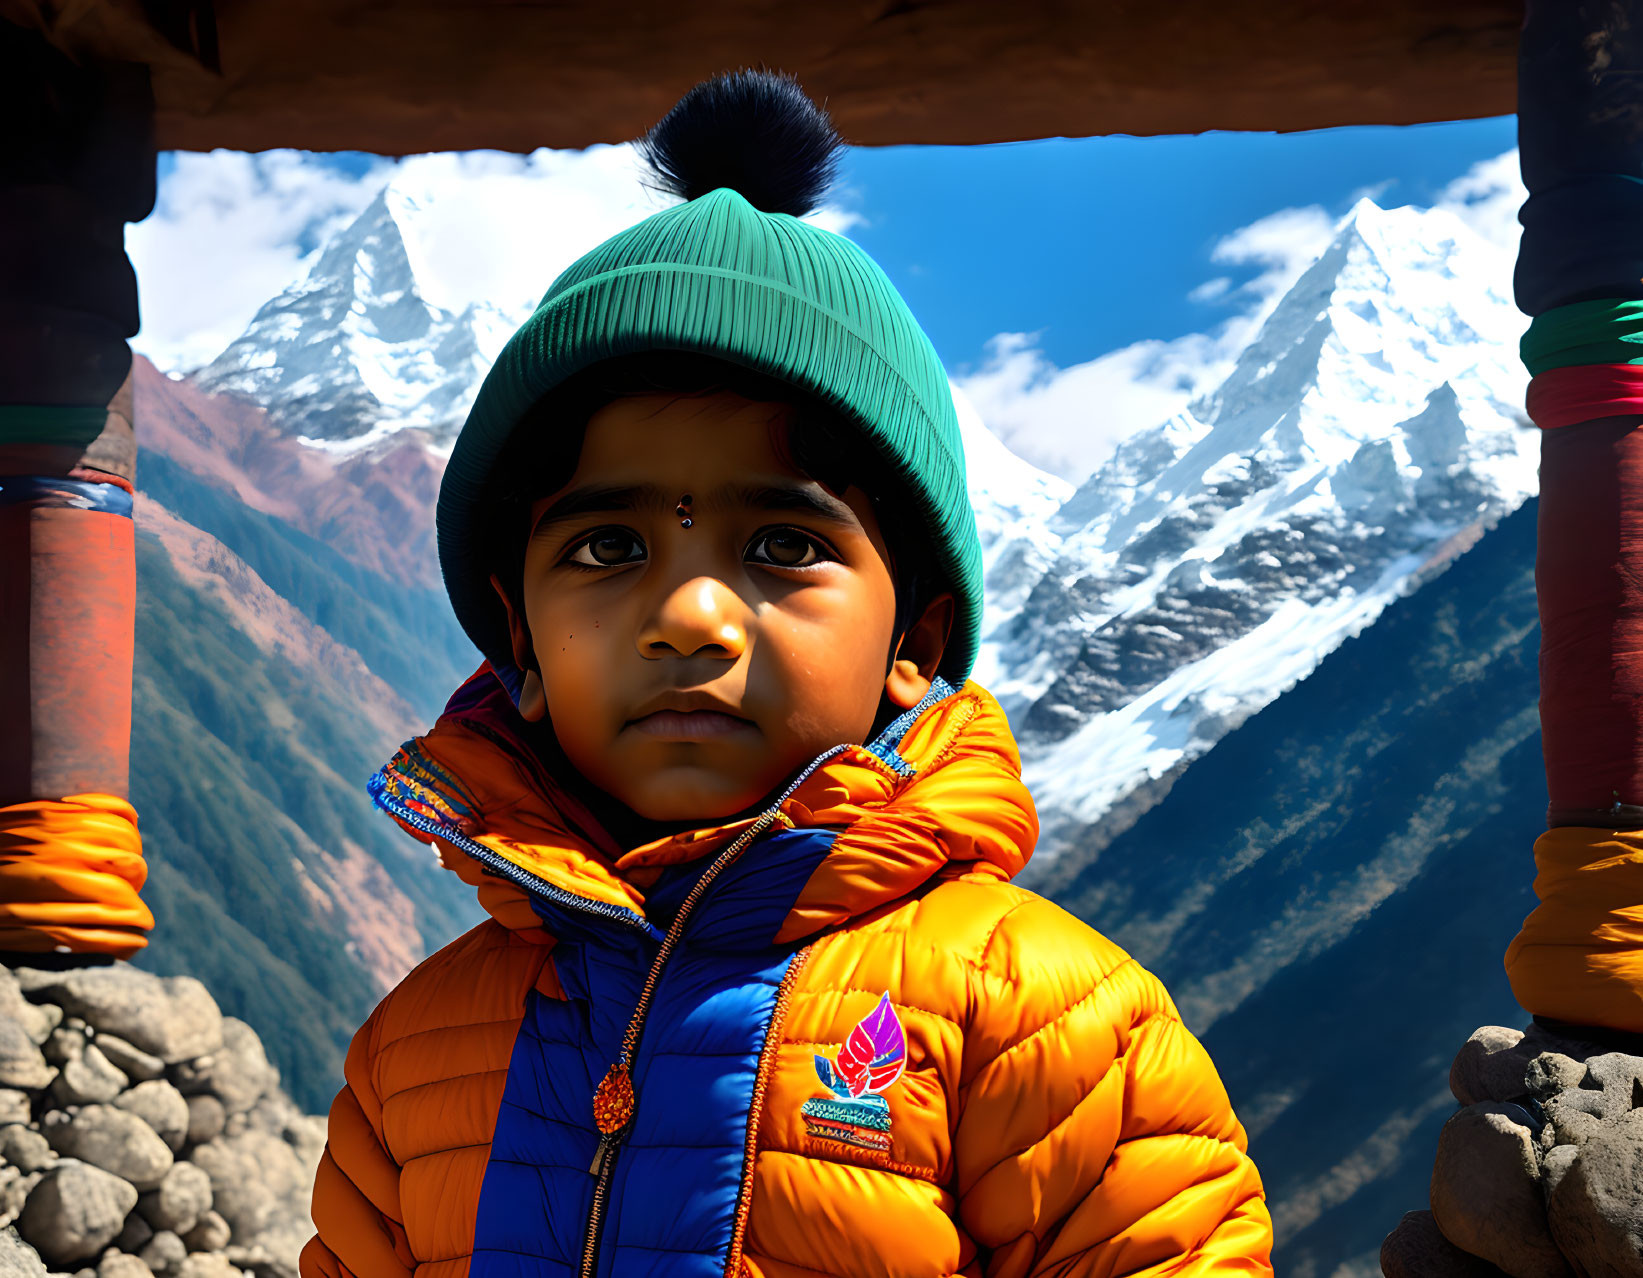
[529,596,620,713]
[755,586,895,717]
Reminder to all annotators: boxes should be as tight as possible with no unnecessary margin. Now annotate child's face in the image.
[492,389,948,828]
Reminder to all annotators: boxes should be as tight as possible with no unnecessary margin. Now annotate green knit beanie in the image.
[437,69,983,689]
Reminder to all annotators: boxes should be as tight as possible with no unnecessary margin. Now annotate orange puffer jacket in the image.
[300,670,1272,1278]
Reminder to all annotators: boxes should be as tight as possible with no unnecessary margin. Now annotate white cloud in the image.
[127,150,394,372]
[1436,148,1524,255]
[1210,203,1338,312]
[958,203,1339,483]
[129,147,864,374]
[952,329,1234,481]
[1348,178,1396,205]
[1187,276,1233,304]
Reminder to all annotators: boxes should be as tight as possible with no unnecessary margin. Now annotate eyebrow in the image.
[529,480,862,537]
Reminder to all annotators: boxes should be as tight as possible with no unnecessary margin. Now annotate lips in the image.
[625,691,756,741]
[627,709,756,740]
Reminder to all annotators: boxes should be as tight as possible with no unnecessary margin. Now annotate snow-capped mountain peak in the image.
[190,186,1538,886]
[976,199,1535,882]
[194,183,517,454]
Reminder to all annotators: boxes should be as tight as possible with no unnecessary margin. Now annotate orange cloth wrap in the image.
[1505,825,1643,1032]
[0,793,152,957]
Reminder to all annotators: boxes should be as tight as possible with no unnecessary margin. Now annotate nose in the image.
[637,576,749,661]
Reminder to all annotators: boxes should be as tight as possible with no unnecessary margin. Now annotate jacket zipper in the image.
[578,744,851,1278]
[370,786,658,936]
[723,943,815,1276]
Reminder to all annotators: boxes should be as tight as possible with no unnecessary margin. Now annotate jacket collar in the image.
[369,665,1037,945]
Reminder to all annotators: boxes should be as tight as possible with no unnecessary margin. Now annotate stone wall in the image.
[1383,1022,1643,1278]
[0,962,324,1278]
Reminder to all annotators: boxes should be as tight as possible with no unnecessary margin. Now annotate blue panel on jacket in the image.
[470,826,838,1277]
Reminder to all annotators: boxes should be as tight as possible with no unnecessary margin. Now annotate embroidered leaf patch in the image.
[833,992,906,1098]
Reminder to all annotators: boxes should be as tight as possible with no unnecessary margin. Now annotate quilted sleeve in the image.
[954,895,1273,1278]
[299,1003,416,1278]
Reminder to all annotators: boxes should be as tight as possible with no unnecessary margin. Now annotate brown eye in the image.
[568,529,645,568]
[749,529,822,568]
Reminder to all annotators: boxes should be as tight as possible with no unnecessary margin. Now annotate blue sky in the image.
[132,116,1523,480]
[840,116,1519,374]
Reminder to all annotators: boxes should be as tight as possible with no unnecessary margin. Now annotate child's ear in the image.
[489,573,548,722]
[883,592,954,711]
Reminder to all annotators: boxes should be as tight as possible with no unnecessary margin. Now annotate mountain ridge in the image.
[190,185,1539,877]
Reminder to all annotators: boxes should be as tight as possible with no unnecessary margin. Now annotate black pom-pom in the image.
[636,67,846,218]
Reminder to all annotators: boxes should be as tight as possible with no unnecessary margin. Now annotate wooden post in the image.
[0,24,155,963]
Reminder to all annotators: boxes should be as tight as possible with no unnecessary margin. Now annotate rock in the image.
[1525,1053,1587,1098]
[176,1256,239,1278]
[0,1090,31,1125]
[42,1028,86,1068]
[179,1210,228,1254]
[15,1162,138,1267]
[1452,1027,1532,1106]
[39,1109,70,1140]
[1581,1053,1643,1111]
[115,1084,190,1155]
[0,1126,54,1173]
[1430,1103,1573,1278]
[181,1099,222,1151]
[169,1024,274,1119]
[0,969,57,1048]
[0,1166,38,1230]
[112,1213,153,1255]
[221,1245,270,1271]
[52,1047,128,1107]
[1381,1209,1511,1278]
[0,1165,20,1229]
[1544,1083,1629,1130]
[246,1216,310,1278]
[1542,1143,1579,1199]
[25,1006,61,1047]
[92,1039,163,1086]
[1544,1077,1623,1123]
[0,1224,48,1277]
[46,1106,173,1192]
[137,1164,211,1237]
[138,1230,185,1277]
[249,1100,322,1183]
[13,971,222,1066]
[0,1021,55,1092]
[99,1254,156,1278]
[1548,1105,1605,1150]
[1548,1108,1643,1278]
[189,1133,304,1242]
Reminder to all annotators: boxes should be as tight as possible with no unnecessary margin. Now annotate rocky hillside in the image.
[128,358,482,1114]
[0,961,321,1278]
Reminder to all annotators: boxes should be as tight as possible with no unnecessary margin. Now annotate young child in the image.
[300,69,1273,1278]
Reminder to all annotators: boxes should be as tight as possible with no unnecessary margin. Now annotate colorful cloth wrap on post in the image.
[1507,299,1643,1033]
[1501,0,1643,1036]
[1523,301,1643,429]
